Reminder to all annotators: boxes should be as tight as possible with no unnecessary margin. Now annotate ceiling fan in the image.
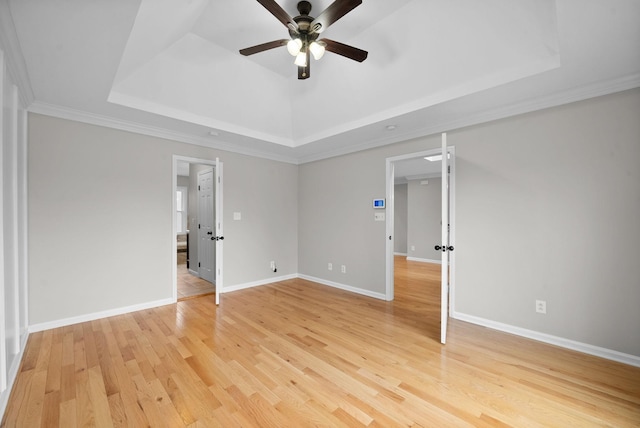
[239,0,368,79]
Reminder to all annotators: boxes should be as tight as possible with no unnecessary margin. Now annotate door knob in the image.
[207,231,213,235]
[435,245,454,252]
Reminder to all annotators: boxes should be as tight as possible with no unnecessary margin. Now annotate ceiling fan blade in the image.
[310,0,362,33]
[322,38,368,62]
[239,39,289,56]
[256,0,298,32]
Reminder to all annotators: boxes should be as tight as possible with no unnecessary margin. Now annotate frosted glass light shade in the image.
[309,41,325,60]
[287,39,302,56]
[294,51,307,66]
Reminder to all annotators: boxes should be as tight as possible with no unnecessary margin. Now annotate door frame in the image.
[172,155,218,302]
[384,147,456,315]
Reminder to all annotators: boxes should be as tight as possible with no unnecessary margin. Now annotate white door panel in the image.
[198,168,215,283]
[440,133,454,344]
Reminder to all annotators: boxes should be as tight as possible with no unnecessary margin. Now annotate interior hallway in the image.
[177,251,215,300]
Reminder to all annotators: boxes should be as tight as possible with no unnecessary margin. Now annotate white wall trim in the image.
[406,257,442,264]
[29,102,299,165]
[28,298,175,333]
[221,274,389,302]
[393,252,407,256]
[296,73,640,164]
[222,274,298,294]
[0,332,28,421]
[452,311,640,368]
[298,275,387,301]
[22,75,640,168]
[0,3,35,107]
[18,107,28,344]
[0,48,7,393]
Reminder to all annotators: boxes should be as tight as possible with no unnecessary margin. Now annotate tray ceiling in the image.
[4,0,640,163]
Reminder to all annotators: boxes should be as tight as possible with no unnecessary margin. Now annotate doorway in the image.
[385,143,456,342]
[172,156,222,302]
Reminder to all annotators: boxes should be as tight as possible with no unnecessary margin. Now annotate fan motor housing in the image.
[297,1,312,15]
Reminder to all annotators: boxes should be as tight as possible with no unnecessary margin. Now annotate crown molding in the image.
[25,74,640,167]
[0,2,35,107]
[27,101,300,165]
[296,73,640,164]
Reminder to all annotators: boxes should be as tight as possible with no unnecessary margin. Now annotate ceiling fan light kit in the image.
[239,0,368,80]
[287,38,303,55]
[294,51,308,67]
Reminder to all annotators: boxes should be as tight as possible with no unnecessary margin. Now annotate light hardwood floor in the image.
[177,255,215,300]
[2,257,639,426]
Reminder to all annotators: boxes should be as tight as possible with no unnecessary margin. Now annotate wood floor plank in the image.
[44,333,63,395]
[74,369,94,427]
[3,256,640,427]
[106,393,127,428]
[58,399,77,428]
[40,390,60,428]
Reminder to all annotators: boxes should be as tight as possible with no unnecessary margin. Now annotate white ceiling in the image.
[4,0,640,164]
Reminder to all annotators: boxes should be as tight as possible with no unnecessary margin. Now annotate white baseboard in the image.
[394,252,408,256]
[222,274,298,294]
[298,274,387,301]
[452,311,640,368]
[28,298,175,333]
[406,256,442,264]
[225,273,387,302]
[188,268,199,277]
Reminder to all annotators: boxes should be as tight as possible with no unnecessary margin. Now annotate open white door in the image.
[197,169,215,283]
[440,133,451,344]
[215,158,223,305]
[385,159,395,301]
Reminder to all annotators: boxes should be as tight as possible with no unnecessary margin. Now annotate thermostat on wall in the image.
[373,198,385,209]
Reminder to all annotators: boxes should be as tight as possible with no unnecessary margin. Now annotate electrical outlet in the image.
[270,261,275,271]
[535,300,547,314]
[411,245,415,251]
[328,263,333,271]
[341,265,346,273]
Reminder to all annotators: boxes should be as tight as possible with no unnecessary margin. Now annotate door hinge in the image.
[198,224,201,229]
[448,165,451,173]
[198,185,201,190]
[198,262,201,267]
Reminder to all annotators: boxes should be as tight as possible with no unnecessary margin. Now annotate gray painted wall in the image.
[298,88,640,356]
[407,179,441,261]
[28,114,298,325]
[25,89,640,357]
[298,150,387,294]
[393,184,408,254]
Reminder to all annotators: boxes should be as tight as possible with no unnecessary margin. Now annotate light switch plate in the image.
[374,212,385,221]
[233,212,241,220]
